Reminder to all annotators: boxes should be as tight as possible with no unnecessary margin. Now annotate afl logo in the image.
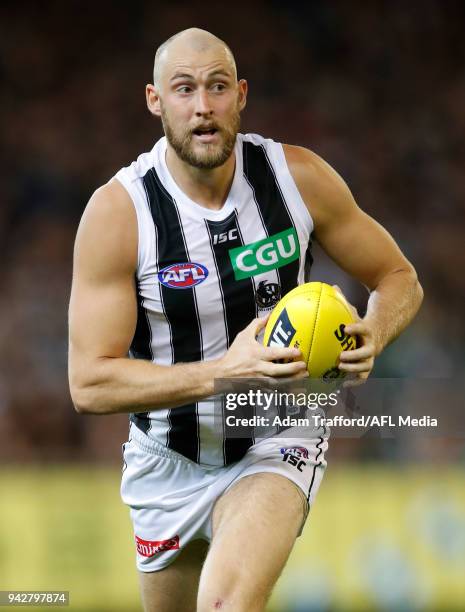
[158,262,209,289]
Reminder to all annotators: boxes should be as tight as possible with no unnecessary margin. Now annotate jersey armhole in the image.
[272,143,314,235]
[114,174,143,273]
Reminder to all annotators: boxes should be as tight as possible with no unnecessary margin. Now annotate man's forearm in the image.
[70,355,222,415]
[364,268,423,354]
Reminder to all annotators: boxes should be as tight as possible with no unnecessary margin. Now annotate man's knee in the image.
[197,580,268,612]
[197,548,281,612]
[198,474,306,612]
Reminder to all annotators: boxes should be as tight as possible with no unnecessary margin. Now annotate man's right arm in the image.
[68,180,306,415]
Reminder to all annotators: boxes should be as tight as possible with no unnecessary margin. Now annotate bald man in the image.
[69,28,423,612]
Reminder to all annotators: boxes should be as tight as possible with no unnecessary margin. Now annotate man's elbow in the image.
[68,353,115,414]
[414,276,424,306]
[394,265,424,312]
[402,264,424,304]
[69,368,110,415]
[373,265,424,314]
[70,382,101,415]
[413,277,424,320]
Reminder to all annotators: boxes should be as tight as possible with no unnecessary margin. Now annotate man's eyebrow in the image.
[170,72,195,82]
[207,70,232,79]
[169,69,232,82]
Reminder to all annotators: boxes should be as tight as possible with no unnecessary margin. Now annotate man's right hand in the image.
[217,317,308,379]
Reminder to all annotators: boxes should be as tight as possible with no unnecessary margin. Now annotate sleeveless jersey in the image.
[115,133,314,467]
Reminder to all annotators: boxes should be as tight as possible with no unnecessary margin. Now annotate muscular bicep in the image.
[69,259,136,360]
[68,180,138,385]
[315,197,412,290]
[284,144,414,290]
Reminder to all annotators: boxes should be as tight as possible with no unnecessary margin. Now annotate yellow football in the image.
[263,282,358,379]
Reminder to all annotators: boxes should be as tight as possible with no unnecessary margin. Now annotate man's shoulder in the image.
[285,144,351,195]
[282,143,356,225]
[283,144,328,181]
[76,179,137,275]
[115,137,165,185]
[91,179,134,213]
[82,179,136,241]
[240,135,331,184]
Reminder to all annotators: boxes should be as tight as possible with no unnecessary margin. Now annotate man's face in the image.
[152,46,246,169]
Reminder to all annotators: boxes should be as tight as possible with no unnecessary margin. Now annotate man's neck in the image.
[165,144,236,211]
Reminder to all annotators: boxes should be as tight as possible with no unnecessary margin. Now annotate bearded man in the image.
[68,28,423,612]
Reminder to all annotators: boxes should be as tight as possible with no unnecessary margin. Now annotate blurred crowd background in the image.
[1,1,464,610]
[1,0,463,463]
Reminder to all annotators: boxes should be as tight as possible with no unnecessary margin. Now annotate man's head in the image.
[146,28,247,169]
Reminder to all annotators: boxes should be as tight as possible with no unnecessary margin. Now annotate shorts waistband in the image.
[129,423,197,464]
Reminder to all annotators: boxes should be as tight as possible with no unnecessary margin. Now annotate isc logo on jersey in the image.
[213,228,238,245]
[158,263,208,289]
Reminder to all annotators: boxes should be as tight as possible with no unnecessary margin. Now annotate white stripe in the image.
[204,219,230,347]
[173,202,228,465]
[141,177,172,445]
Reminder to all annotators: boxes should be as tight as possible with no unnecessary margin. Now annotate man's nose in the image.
[194,89,213,116]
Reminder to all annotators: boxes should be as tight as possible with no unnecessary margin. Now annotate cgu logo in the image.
[229,228,300,280]
[158,262,208,289]
[213,228,238,245]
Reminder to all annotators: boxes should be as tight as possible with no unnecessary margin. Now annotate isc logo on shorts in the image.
[158,263,208,289]
[280,446,309,459]
[135,535,180,557]
[280,446,309,472]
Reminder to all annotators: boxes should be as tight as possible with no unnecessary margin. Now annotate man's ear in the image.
[146,84,162,117]
[238,79,248,112]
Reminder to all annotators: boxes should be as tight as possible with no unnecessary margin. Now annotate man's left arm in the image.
[284,144,424,383]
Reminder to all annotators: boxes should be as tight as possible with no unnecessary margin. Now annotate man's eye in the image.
[176,86,192,93]
[212,83,226,92]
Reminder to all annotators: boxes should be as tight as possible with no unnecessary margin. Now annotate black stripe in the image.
[306,431,326,503]
[233,210,257,453]
[304,242,314,281]
[243,141,300,296]
[142,167,200,463]
[122,442,127,473]
[234,211,259,318]
[129,278,152,435]
[205,212,256,464]
[205,212,255,347]
[130,278,153,361]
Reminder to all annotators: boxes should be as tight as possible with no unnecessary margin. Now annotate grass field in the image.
[1,465,464,611]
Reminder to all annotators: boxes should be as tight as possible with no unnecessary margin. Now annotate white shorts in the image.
[121,423,328,572]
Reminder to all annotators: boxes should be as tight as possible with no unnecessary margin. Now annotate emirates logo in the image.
[135,535,180,557]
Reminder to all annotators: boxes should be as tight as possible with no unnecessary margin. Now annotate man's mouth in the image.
[192,127,218,137]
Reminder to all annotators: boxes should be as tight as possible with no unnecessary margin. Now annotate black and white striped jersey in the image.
[114,133,314,467]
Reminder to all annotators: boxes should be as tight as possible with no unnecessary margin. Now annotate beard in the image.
[160,104,241,170]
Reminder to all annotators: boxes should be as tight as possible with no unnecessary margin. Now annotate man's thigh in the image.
[197,473,308,612]
[139,539,209,612]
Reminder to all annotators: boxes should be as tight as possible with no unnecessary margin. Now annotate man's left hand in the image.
[333,285,379,387]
